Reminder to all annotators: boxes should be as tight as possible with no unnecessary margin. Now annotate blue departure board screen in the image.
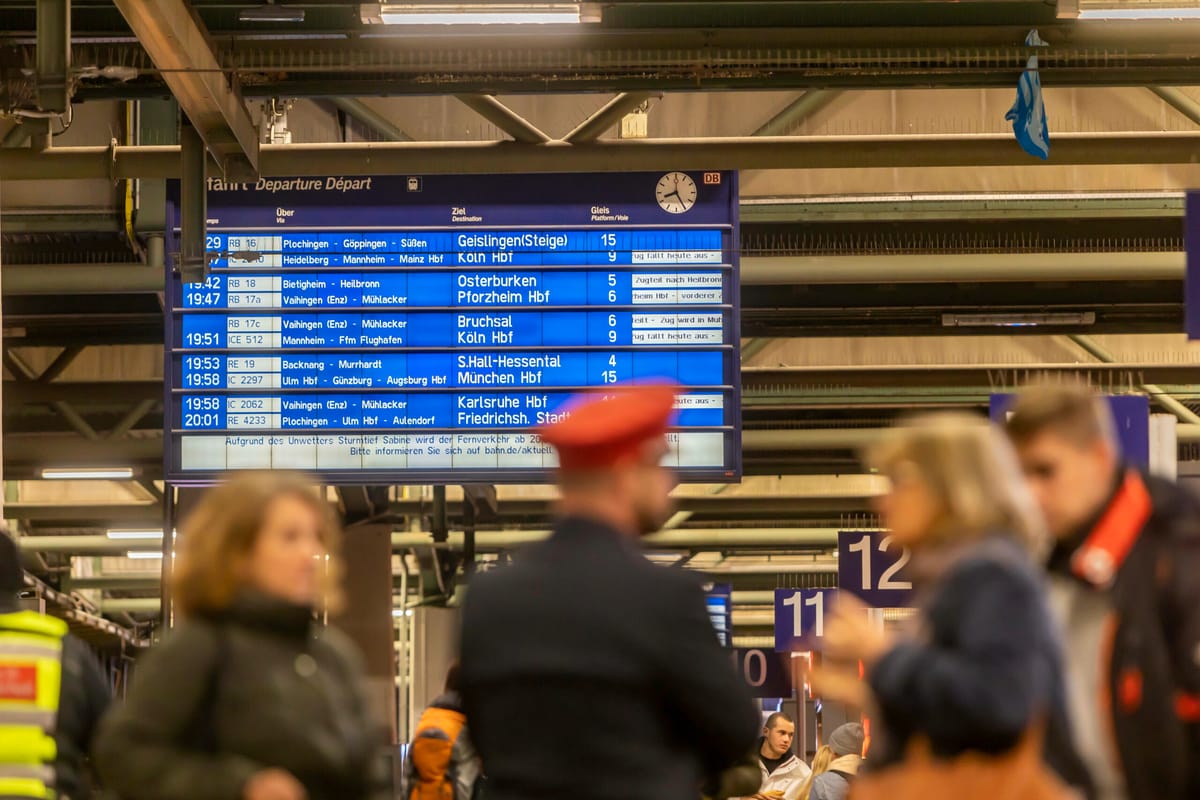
[164,172,741,483]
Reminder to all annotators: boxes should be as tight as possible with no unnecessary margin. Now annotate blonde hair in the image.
[171,472,344,617]
[867,412,1046,551]
[797,745,836,800]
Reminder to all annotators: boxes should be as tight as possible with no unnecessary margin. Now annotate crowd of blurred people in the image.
[1,381,1197,800]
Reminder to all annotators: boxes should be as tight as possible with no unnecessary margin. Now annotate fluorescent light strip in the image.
[41,467,134,480]
[1079,7,1200,18]
[126,551,163,560]
[106,529,164,540]
[369,3,585,24]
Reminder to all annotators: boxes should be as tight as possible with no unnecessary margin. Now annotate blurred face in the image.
[1014,431,1116,540]
[630,437,677,535]
[874,461,943,548]
[244,493,326,606]
[763,719,795,758]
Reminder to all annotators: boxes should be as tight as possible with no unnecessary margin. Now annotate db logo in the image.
[703,172,721,185]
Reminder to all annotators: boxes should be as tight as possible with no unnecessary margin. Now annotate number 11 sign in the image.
[774,588,835,652]
[838,530,913,607]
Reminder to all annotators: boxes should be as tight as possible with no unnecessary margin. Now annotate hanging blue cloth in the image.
[1006,30,1050,160]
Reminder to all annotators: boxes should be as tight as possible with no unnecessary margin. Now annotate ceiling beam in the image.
[752,90,839,137]
[7,503,160,523]
[4,434,161,465]
[1150,87,1200,127]
[455,95,551,144]
[330,98,413,142]
[111,0,259,176]
[6,132,1200,180]
[5,381,162,408]
[563,92,660,144]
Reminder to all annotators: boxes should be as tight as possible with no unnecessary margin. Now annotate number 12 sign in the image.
[838,530,913,606]
[774,588,835,652]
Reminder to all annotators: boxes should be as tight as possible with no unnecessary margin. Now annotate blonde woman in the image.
[95,473,389,800]
[795,743,834,800]
[811,414,1092,797]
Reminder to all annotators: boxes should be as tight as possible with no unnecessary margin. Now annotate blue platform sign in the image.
[990,393,1150,467]
[1187,193,1200,339]
[732,648,795,699]
[704,582,733,647]
[837,531,913,607]
[164,172,742,483]
[774,588,835,653]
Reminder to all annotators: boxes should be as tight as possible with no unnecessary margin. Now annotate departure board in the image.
[164,172,741,483]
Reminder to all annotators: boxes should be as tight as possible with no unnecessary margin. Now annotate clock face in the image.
[655,172,698,214]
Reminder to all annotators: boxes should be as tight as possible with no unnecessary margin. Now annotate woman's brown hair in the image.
[171,471,344,617]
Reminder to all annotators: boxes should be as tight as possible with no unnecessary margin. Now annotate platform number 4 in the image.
[774,588,835,653]
[838,531,913,606]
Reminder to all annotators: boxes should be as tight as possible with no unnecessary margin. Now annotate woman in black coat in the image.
[813,414,1092,797]
[94,473,390,800]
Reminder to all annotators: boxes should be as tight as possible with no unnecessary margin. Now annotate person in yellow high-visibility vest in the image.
[0,530,111,800]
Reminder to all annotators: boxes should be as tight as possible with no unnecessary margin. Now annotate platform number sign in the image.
[774,588,835,652]
[732,648,794,698]
[838,531,913,606]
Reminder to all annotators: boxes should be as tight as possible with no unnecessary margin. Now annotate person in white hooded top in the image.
[746,712,811,800]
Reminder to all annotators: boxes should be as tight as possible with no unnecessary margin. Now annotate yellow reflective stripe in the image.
[0,729,56,762]
[0,613,67,640]
[0,777,53,799]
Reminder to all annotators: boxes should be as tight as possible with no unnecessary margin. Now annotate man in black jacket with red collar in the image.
[1006,383,1200,800]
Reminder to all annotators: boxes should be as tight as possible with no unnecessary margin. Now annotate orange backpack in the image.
[409,705,468,800]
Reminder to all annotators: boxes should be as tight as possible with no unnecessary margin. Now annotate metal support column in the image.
[161,486,175,630]
[178,121,207,284]
[36,0,70,113]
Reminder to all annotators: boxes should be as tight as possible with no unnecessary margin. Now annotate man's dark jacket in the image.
[57,633,112,799]
[1044,470,1200,800]
[460,516,759,800]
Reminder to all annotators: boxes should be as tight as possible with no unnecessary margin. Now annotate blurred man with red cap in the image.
[460,382,758,800]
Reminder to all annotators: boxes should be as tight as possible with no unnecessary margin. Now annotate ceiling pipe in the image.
[392,528,844,551]
[5,132,1200,181]
[99,597,161,614]
[64,574,160,591]
[16,536,161,555]
[2,264,163,295]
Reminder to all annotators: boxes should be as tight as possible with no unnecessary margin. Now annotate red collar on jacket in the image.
[1070,470,1152,588]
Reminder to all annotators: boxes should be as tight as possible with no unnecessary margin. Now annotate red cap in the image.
[539,382,678,471]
